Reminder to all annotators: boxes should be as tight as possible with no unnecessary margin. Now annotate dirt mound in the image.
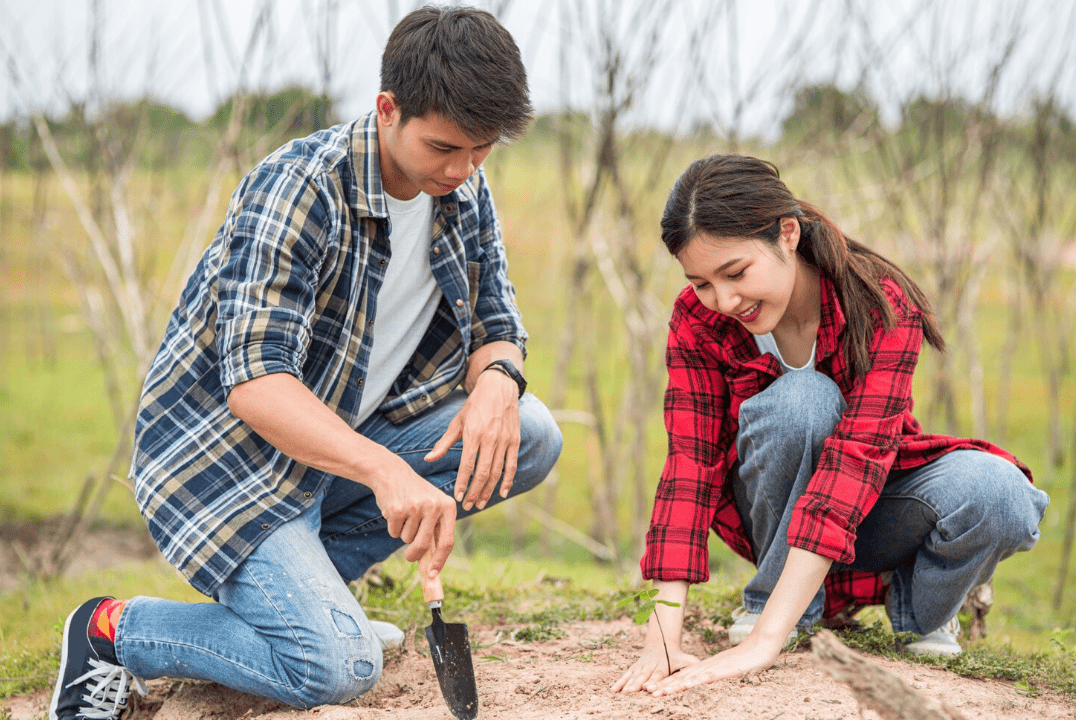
[7,618,1074,720]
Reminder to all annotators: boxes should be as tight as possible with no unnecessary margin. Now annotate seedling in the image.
[617,588,681,675]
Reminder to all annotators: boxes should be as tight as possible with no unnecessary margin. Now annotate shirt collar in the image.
[814,274,846,364]
[679,270,846,369]
[349,111,480,221]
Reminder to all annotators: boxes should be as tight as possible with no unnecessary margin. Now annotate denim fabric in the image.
[732,370,1048,635]
[116,391,561,707]
[732,370,842,628]
[845,449,1048,634]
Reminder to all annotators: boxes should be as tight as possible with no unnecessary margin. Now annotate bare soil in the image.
[4,525,1076,719]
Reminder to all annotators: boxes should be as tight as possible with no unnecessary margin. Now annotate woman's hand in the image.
[611,644,699,694]
[646,634,782,697]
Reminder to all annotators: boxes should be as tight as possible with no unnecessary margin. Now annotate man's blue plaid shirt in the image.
[131,111,527,597]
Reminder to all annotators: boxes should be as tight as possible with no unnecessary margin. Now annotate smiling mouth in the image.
[736,302,761,322]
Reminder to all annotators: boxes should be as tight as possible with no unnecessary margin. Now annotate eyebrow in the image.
[427,137,495,151]
[684,257,743,280]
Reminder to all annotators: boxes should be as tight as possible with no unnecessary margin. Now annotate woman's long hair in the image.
[661,154,944,381]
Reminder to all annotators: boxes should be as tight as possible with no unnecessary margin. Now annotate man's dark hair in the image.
[381,5,533,142]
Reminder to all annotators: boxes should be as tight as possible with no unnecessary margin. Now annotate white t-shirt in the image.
[753,332,816,373]
[355,192,442,424]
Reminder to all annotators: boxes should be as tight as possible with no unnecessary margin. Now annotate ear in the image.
[376,92,398,126]
[779,216,800,253]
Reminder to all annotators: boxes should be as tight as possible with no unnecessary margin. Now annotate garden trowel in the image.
[419,553,479,719]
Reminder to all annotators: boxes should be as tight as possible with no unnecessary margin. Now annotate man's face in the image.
[376,92,496,200]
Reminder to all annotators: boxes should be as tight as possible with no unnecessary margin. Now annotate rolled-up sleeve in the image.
[216,163,331,393]
[789,294,923,564]
[467,171,527,356]
[641,308,730,583]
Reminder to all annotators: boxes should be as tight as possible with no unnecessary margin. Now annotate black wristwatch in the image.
[481,359,527,399]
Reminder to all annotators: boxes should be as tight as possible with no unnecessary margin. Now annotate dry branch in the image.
[811,630,968,720]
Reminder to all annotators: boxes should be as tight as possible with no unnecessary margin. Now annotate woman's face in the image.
[677,219,801,334]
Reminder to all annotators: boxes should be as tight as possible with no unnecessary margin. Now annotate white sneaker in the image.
[727,607,800,648]
[904,616,962,656]
[370,620,405,650]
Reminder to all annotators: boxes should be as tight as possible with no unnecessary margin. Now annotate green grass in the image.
[4,549,1076,703]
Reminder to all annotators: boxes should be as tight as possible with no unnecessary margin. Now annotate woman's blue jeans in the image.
[731,370,1049,635]
[115,391,562,708]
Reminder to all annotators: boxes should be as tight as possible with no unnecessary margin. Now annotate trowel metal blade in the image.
[425,610,479,719]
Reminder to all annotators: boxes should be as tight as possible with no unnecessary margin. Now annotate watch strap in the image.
[481,359,527,399]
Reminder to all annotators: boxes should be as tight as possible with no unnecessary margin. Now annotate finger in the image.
[651,668,707,698]
[477,443,507,509]
[614,664,663,694]
[426,509,456,575]
[425,417,462,463]
[399,514,421,546]
[610,672,635,694]
[466,440,501,510]
[498,438,519,499]
[385,513,404,539]
[455,441,479,506]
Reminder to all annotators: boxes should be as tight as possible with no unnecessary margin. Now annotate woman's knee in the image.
[738,371,844,453]
[945,455,1049,552]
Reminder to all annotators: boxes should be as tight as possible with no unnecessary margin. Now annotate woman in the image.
[613,154,1048,697]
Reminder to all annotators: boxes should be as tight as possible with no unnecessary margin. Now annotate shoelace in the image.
[66,658,148,720]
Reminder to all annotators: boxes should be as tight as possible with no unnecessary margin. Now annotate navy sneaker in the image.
[49,597,147,720]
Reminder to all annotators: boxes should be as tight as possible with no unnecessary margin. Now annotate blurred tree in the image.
[208,85,337,138]
[781,83,879,142]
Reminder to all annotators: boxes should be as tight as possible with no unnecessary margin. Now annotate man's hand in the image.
[227,372,458,575]
[367,452,457,570]
[424,367,520,511]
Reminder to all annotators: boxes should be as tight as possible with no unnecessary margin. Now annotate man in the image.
[50,6,561,719]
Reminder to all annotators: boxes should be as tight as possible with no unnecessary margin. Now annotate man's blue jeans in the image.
[731,370,1049,635]
[115,391,562,708]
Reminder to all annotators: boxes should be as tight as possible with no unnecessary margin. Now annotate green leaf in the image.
[633,605,654,625]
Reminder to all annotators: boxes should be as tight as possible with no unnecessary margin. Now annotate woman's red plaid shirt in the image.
[640,275,1033,618]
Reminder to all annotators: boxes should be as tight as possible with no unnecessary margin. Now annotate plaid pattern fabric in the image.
[132,111,526,597]
[642,276,1033,617]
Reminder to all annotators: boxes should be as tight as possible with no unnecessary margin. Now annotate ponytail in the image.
[796,202,945,380]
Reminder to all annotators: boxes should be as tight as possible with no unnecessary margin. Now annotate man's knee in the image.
[284,629,383,708]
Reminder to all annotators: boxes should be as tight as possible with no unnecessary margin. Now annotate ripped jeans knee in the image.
[284,604,383,708]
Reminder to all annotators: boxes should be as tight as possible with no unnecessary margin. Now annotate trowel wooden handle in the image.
[419,550,444,604]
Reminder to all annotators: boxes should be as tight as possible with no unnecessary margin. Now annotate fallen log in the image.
[811,629,968,720]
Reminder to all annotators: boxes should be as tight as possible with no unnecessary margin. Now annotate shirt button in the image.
[433,247,440,255]
[357,377,364,386]
[367,319,374,328]
[304,491,312,498]
[455,299,464,308]
[445,204,456,213]
[261,523,270,530]
[379,258,387,266]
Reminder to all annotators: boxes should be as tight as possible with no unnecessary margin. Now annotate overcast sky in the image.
[2,0,1074,138]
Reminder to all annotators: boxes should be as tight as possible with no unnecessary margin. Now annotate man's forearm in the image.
[226,372,396,490]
